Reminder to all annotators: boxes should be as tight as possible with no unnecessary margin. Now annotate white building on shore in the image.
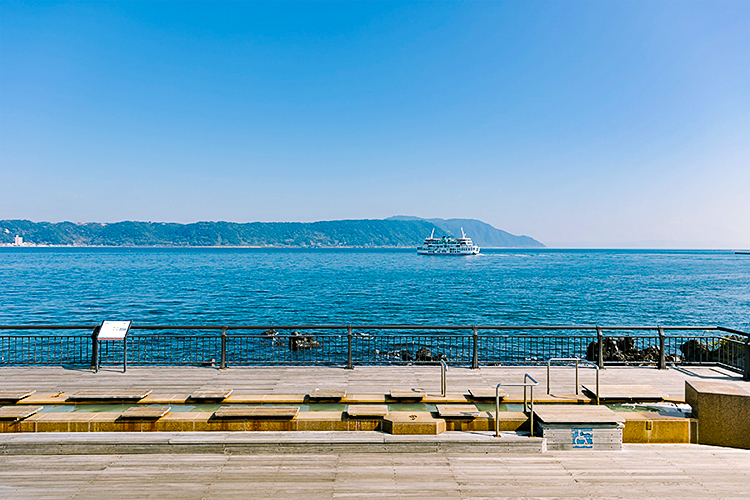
[13,235,23,246]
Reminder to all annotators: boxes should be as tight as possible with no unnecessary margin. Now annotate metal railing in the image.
[440,359,448,397]
[0,324,748,379]
[496,374,538,437]
[546,357,600,405]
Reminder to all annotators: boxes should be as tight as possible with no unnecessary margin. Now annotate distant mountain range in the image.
[0,218,544,248]
[386,216,543,248]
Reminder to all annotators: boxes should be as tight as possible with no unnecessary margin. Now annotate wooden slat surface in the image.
[0,405,44,419]
[436,404,480,418]
[119,406,171,419]
[0,390,36,402]
[389,388,426,399]
[2,442,749,499]
[346,405,389,417]
[309,389,347,400]
[468,388,508,399]
[189,389,233,400]
[69,390,153,401]
[583,384,667,401]
[534,404,625,424]
[1,365,745,404]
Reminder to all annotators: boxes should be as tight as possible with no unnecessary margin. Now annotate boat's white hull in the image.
[416,228,480,255]
[417,248,479,256]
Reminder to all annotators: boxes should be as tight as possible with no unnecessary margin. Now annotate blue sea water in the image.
[1,248,748,331]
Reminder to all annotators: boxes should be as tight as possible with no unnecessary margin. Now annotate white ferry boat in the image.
[417,228,480,255]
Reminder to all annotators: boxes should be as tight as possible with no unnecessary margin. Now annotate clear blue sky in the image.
[1,1,748,247]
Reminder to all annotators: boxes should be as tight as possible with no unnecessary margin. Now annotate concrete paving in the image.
[1,364,748,400]
[0,444,749,499]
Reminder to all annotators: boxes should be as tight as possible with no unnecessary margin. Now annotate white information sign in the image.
[98,321,131,341]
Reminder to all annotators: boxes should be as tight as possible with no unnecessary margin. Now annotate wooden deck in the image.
[0,442,748,499]
[583,384,668,401]
[1,366,750,498]
[1,365,747,401]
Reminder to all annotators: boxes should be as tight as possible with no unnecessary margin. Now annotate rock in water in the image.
[288,331,323,351]
[415,346,447,362]
[680,340,714,362]
[261,329,278,339]
[586,336,677,363]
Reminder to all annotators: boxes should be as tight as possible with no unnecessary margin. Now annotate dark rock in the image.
[586,336,673,363]
[414,346,447,362]
[680,340,715,362]
[288,331,323,351]
[261,328,286,346]
[260,328,283,344]
[385,349,412,361]
[640,346,661,362]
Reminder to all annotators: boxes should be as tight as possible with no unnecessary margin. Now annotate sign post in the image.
[95,320,132,373]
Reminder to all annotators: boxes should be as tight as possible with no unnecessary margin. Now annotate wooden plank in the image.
[69,390,152,401]
[14,393,70,405]
[534,404,625,424]
[436,404,480,418]
[340,394,387,404]
[213,406,299,419]
[389,388,426,399]
[309,389,347,400]
[138,394,189,404]
[189,389,233,401]
[346,405,389,417]
[0,405,43,419]
[423,395,470,403]
[119,406,171,419]
[224,394,306,404]
[0,390,36,402]
[468,388,507,399]
[583,384,667,401]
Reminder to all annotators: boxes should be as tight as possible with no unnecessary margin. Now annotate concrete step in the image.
[0,431,546,455]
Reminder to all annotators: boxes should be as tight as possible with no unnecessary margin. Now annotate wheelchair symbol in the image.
[572,428,593,448]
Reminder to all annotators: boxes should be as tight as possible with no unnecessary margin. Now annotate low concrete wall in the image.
[685,380,750,449]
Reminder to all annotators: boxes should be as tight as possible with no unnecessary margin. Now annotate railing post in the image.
[440,359,447,397]
[744,337,750,381]
[596,326,604,369]
[220,326,227,370]
[529,385,534,437]
[472,325,479,369]
[90,326,100,372]
[658,326,666,370]
[346,326,353,370]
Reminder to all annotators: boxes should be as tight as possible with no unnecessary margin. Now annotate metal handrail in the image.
[0,324,746,335]
[495,374,539,438]
[1,324,748,380]
[546,357,600,405]
[440,359,447,397]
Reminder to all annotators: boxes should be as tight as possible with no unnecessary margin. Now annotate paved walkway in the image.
[2,365,748,399]
[1,444,749,499]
